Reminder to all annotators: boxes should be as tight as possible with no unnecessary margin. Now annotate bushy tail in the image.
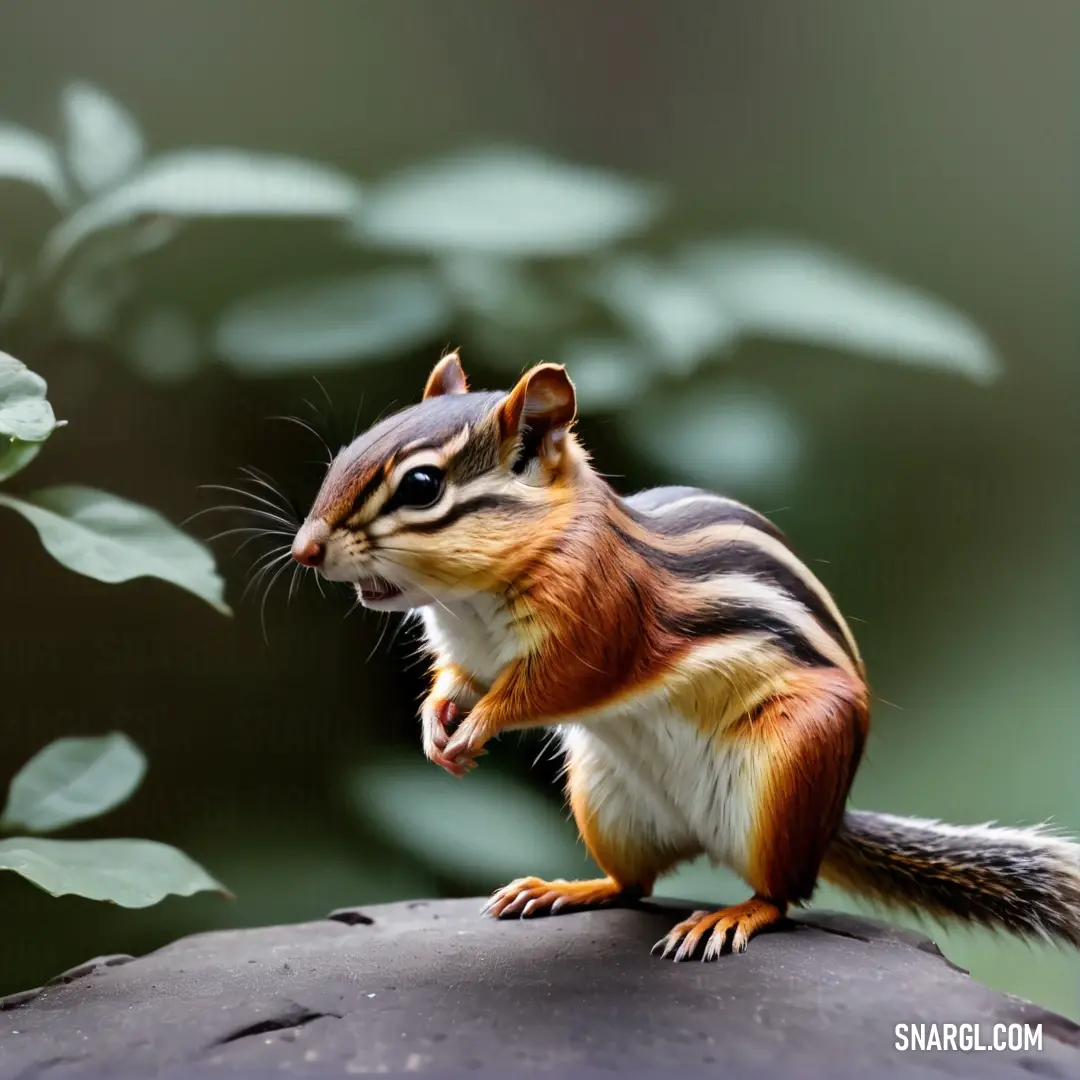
[820,810,1080,948]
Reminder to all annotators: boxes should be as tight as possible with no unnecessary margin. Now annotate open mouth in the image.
[356,575,404,604]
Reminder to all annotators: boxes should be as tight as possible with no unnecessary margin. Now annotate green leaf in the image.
[126,307,202,383]
[52,219,181,338]
[1,733,147,834]
[559,339,654,412]
[680,238,1002,382]
[351,757,590,884]
[0,837,228,907]
[0,352,58,443]
[62,81,144,194]
[0,268,30,325]
[587,256,737,372]
[0,485,230,614]
[623,383,802,491]
[216,270,451,375]
[0,438,42,483]
[357,147,663,256]
[0,123,69,206]
[42,149,364,270]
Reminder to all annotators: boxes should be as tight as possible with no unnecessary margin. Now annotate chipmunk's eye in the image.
[386,466,445,511]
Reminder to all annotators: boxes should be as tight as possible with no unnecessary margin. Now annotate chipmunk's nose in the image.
[292,521,328,567]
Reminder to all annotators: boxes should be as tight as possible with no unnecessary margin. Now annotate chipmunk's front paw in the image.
[422,698,466,775]
[442,711,491,776]
[422,698,486,777]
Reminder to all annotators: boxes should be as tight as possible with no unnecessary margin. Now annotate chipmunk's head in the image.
[292,352,584,610]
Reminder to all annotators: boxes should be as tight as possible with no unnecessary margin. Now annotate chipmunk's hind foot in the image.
[652,897,786,961]
[484,876,641,919]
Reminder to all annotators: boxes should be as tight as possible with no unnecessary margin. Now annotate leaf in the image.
[680,238,1002,382]
[351,757,590,884]
[41,149,364,271]
[437,253,572,334]
[0,438,42,483]
[62,81,144,194]
[52,218,184,338]
[356,147,663,256]
[0,123,68,206]
[0,485,230,614]
[0,836,228,907]
[53,260,136,338]
[622,383,802,492]
[587,256,737,372]
[1,733,147,834]
[126,307,202,383]
[559,339,654,411]
[0,267,30,325]
[216,270,451,375]
[0,351,58,443]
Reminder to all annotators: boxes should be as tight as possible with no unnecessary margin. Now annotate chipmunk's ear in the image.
[498,363,577,470]
[423,351,469,399]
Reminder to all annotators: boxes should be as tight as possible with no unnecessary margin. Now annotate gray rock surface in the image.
[1,897,1077,1078]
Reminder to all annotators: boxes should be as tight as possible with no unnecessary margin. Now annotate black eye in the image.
[385,466,445,512]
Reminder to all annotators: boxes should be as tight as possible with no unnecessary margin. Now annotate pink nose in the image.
[292,522,328,567]
[292,538,324,567]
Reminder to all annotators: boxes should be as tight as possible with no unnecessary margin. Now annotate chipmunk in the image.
[292,352,1080,961]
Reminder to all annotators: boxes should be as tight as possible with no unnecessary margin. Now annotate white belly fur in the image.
[422,598,765,879]
[420,594,523,688]
[560,706,760,879]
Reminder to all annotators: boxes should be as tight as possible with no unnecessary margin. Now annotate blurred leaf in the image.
[351,757,589,884]
[0,351,58,443]
[127,307,202,383]
[62,81,144,194]
[357,147,663,256]
[437,253,573,335]
[1,733,147,834]
[0,267,30,324]
[560,339,654,411]
[588,256,737,372]
[0,438,42,483]
[168,813,439,933]
[52,219,185,338]
[42,149,364,270]
[680,238,1001,382]
[0,123,69,206]
[216,269,451,374]
[623,383,802,492]
[0,836,227,907]
[54,262,135,338]
[0,485,230,614]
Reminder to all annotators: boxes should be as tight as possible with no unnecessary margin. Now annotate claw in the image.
[484,876,628,921]
[651,898,785,962]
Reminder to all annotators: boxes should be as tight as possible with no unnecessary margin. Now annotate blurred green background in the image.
[1,0,1077,1021]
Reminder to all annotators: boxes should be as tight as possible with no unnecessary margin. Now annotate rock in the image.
[0,898,1076,1078]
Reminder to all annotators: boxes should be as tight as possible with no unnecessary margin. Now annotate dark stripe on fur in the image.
[663,599,833,668]
[822,810,1080,948]
[348,467,386,515]
[403,494,519,535]
[614,525,852,663]
[624,486,789,545]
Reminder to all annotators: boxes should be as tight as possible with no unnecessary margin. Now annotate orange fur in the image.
[738,667,869,902]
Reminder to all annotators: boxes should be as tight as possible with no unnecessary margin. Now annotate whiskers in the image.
[190,464,318,642]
